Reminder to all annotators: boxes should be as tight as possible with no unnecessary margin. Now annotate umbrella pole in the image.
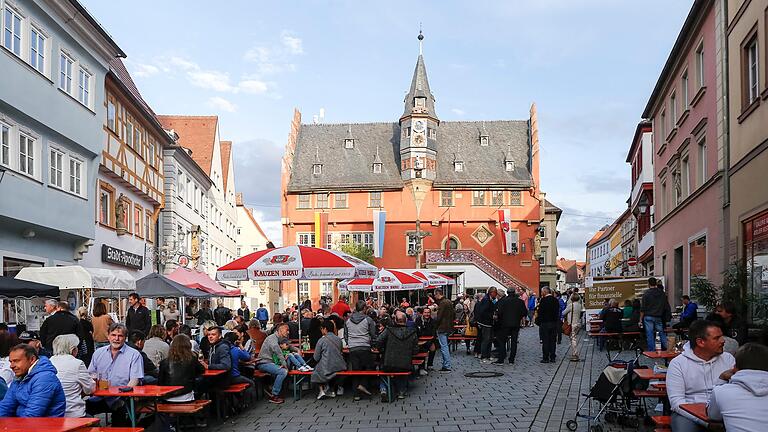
[297,279,301,346]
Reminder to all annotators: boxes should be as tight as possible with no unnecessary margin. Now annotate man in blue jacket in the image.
[0,344,66,417]
[256,304,269,330]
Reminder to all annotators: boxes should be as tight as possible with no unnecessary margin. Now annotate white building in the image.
[586,225,611,278]
[235,193,281,314]
[626,121,655,276]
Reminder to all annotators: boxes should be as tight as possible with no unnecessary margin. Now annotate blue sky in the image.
[82,0,692,260]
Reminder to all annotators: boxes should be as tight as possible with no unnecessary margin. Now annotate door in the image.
[674,247,683,306]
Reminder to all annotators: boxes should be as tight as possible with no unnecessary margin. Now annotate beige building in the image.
[235,193,281,315]
[539,199,562,290]
[726,0,768,309]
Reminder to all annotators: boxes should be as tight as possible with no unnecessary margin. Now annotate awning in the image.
[638,246,654,263]
[168,267,241,297]
[15,266,136,292]
[0,276,59,299]
[136,273,210,298]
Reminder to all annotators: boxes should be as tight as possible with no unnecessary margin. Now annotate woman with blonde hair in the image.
[562,293,585,362]
[76,306,94,366]
[50,334,94,417]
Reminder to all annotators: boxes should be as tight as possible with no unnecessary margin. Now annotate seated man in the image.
[87,323,144,426]
[127,330,159,384]
[0,344,66,417]
[673,295,698,331]
[376,311,418,401]
[707,343,768,432]
[667,320,735,432]
[255,322,289,404]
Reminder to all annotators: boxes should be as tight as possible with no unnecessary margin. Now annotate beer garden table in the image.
[0,417,99,432]
[93,385,183,427]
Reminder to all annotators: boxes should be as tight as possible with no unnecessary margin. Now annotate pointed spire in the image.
[402,30,437,120]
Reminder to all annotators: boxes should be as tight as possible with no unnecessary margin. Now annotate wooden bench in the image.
[137,400,211,430]
[79,428,144,432]
[411,359,424,366]
[633,389,667,398]
[287,370,411,402]
[651,416,671,427]
[446,335,476,352]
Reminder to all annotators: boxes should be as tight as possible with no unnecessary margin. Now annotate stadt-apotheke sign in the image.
[101,245,143,270]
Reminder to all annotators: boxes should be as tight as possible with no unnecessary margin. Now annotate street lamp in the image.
[0,166,6,184]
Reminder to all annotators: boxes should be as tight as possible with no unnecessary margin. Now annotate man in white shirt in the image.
[707,343,768,432]
[666,320,735,432]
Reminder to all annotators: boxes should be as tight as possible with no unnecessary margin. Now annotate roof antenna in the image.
[418,25,424,56]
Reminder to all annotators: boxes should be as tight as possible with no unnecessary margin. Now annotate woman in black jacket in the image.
[158,335,204,430]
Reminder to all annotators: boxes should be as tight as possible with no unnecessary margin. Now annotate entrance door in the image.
[674,247,684,306]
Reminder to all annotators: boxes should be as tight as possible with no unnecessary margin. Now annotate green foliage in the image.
[690,277,719,311]
[339,243,375,264]
[690,262,768,325]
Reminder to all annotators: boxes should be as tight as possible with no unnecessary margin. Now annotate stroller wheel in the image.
[604,412,617,424]
[590,426,604,432]
[565,420,578,431]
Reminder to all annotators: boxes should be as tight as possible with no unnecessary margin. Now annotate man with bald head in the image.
[376,310,418,401]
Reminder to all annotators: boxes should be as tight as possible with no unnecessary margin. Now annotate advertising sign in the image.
[583,277,660,309]
[102,245,143,269]
[25,298,47,331]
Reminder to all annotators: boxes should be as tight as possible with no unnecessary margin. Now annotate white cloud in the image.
[208,96,237,113]
[243,30,303,76]
[451,108,466,116]
[189,70,238,93]
[132,63,160,78]
[239,79,269,94]
[280,30,304,55]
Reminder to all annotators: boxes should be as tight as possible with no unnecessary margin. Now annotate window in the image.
[77,68,91,106]
[695,42,704,88]
[107,100,116,132]
[344,139,354,149]
[177,171,185,200]
[321,281,333,298]
[3,6,21,56]
[298,282,310,302]
[312,164,322,175]
[296,194,310,209]
[334,192,348,208]
[491,190,504,206]
[372,162,382,173]
[316,193,329,209]
[689,235,707,282]
[297,233,315,247]
[148,141,156,167]
[59,53,73,94]
[681,71,689,108]
[134,128,141,151]
[660,110,667,140]
[697,135,707,187]
[454,161,464,172]
[429,128,436,139]
[480,136,489,146]
[18,133,34,177]
[68,158,82,195]
[440,190,453,207]
[669,92,677,125]
[505,160,514,172]
[660,178,667,217]
[369,191,382,208]
[125,119,133,148]
[743,33,759,106]
[472,190,486,206]
[29,27,45,73]
[49,148,63,188]
[146,211,153,243]
[510,191,522,206]
[1,123,9,166]
[134,205,143,238]
[539,250,546,265]
[99,186,112,225]
[681,156,690,198]
[414,97,426,107]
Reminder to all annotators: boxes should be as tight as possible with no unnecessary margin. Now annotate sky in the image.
[81,0,693,260]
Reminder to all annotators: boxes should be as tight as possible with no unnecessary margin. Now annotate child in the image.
[276,338,313,372]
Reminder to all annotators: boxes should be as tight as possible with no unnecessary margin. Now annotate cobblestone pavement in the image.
[211,328,664,432]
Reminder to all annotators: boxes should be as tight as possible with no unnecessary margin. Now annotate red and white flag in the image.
[498,209,514,254]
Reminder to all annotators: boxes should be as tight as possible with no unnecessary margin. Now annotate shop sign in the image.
[748,210,768,242]
[102,244,143,269]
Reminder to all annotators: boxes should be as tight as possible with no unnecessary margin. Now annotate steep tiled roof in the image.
[287,120,532,192]
[586,230,605,247]
[402,54,437,119]
[157,116,218,175]
[220,141,232,193]
[108,59,171,142]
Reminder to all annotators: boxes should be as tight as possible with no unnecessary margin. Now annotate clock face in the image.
[412,120,426,133]
[413,134,426,146]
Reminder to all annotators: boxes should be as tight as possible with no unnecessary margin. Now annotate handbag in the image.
[562,304,574,336]
[464,317,478,337]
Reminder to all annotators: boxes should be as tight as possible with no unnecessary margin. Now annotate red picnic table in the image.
[93,385,183,427]
[634,368,667,381]
[202,368,227,377]
[643,350,680,365]
[680,403,718,425]
[0,417,100,432]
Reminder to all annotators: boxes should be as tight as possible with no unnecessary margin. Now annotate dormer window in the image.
[454,161,464,172]
[414,97,426,108]
[429,128,436,139]
[505,161,515,172]
[313,164,322,175]
[404,127,411,138]
[344,139,354,149]
[372,163,382,173]
[480,136,489,146]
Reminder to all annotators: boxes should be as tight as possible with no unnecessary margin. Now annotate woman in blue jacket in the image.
[0,344,66,417]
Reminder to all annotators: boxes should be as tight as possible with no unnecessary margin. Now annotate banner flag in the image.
[373,210,386,258]
[314,212,328,248]
[498,209,514,254]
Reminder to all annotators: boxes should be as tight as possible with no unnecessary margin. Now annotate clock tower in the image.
[399,30,439,182]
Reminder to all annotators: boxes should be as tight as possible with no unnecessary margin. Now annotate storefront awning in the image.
[0,276,59,299]
[168,267,241,297]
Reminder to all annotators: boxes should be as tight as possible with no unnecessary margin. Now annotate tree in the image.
[339,243,375,264]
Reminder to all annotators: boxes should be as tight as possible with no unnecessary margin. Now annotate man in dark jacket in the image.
[414,307,436,370]
[434,288,455,372]
[344,300,377,400]
[474,287,498,361]
[213,300,232,326]
[536,287,561,363]
[376,311,418,401]
[494,290,527,364]
[640,277,671,351]
[204,326,232,387]
[126,293,151,337]
[127,330,158,384]
[39,301,81,353]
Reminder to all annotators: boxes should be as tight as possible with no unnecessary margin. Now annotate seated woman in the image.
[312,321,346,399]
[224,332,255,389]
[158,335,204,431]
[622,298,642,333]
[50,334,95,418]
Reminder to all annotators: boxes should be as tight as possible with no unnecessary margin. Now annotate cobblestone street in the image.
[212,329,659,432]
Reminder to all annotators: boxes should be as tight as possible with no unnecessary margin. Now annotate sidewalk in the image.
[212,327,655,432]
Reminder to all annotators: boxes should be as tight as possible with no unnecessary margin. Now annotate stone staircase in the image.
[424,249,529,292]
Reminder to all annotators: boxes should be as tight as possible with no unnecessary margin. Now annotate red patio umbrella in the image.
[338,269,427,292]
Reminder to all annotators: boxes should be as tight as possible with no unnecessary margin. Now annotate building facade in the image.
[586,226,610,278]
[0,0,123,276]
[725,0,768,307]
[80,59,169,277]
[644,0,725,306]
[235,193,281,314]
[627,120,655,276]
[539,199,562,290]
[281,37,544,308]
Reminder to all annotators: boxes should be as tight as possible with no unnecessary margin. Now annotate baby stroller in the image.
[566,351,645,432]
